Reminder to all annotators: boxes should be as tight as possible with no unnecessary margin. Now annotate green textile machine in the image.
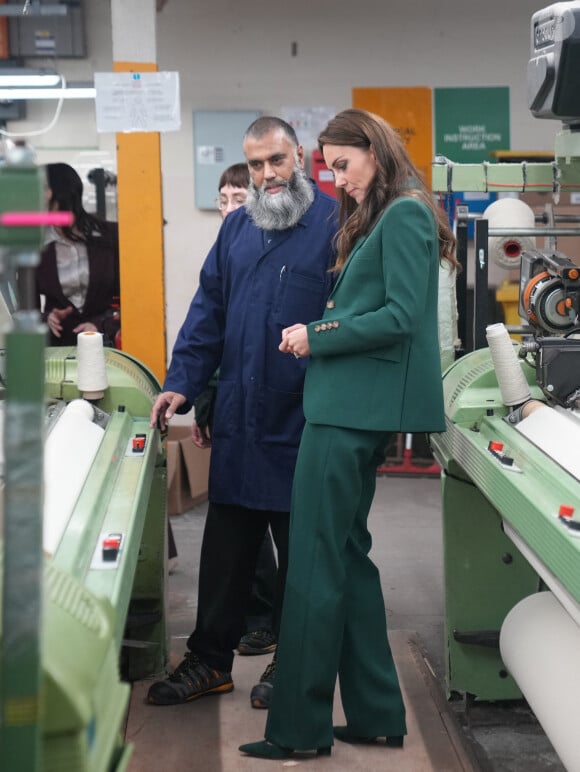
[0,148,168,772]
[430,4,580,770]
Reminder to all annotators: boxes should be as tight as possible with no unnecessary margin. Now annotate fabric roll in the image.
[43,399,105,554]
[500,592,580,772]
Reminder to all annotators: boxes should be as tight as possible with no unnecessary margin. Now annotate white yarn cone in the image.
[486,322,532,406]
[483,198,536,269]
[77,331,108,400]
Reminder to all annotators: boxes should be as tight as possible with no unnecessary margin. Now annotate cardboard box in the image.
[166,426,211,515]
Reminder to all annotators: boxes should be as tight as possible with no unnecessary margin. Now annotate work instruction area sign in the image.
[434,87,510,163]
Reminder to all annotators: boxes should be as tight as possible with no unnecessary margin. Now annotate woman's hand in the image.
[279,324,310,358]
[46,306,74,338]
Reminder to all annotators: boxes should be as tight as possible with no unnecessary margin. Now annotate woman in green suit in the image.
[240,108,458,760]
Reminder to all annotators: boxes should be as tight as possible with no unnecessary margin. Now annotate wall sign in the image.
[95,71,181,133]
[352,87,433,187]
[434,87,510,164]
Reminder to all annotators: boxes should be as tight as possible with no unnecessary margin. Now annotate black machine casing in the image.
[528,1,580,123]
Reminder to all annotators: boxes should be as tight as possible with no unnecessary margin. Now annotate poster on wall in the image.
[352,87,433,186]
[281,106,336,149]
[95,72,181,133]
[434,86,510,164]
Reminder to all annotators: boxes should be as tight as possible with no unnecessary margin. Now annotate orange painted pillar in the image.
[111,1,166,383]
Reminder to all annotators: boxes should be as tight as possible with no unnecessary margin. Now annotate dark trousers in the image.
[167,518,178,559]
[187,502,289,672]
[244,529,278,633]
[266,424,406,749]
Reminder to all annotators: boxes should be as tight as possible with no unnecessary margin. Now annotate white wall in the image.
[4,0,560,363]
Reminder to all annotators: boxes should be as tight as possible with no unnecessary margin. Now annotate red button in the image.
[132,437,145,452]
[559,504,575,518]
[489,441,504,453]
[102,535,121,562]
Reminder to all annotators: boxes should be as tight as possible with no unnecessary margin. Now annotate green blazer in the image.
[304,195,446,433]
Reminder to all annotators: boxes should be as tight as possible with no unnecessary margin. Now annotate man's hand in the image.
[73,322,98,334]
[46,306,74,338]
[150,391,187,431]
[191,420,211,449]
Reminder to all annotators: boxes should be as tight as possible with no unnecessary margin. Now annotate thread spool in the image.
[486,322,532,405]
[77,330,108,400]
[483,198,536,269]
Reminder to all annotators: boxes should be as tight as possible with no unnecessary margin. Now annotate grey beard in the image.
[245,167,314,231]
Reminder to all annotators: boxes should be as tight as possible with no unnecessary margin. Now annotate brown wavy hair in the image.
[318,109,457,271]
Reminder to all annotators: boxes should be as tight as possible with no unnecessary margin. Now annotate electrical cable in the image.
[0,73,67,139]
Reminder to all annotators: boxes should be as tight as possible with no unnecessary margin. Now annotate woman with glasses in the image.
[215,163,249,217]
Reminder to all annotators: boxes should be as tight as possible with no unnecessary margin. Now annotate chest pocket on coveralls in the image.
[274,270,325,327]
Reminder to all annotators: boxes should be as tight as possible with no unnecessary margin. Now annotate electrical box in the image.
[0,98,25,121]
[8,0,86,58]
[193,109,260,210]
[311,149,336,199]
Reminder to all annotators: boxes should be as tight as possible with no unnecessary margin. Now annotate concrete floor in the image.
[125,476,564,771]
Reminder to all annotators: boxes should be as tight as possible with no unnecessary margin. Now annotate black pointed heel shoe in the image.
[239,740,331,759]
[333,726,405,748]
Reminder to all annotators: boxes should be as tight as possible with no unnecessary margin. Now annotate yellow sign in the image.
[352,87,433,187]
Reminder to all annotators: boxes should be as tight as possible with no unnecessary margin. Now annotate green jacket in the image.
[304,196,446,433]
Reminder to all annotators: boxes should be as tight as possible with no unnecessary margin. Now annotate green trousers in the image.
[265,422,407,750]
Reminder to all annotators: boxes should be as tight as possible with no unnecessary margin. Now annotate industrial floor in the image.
[125,476,565,772]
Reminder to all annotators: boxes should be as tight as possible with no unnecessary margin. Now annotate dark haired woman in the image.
[36,162,120,347]
[240,108,458,760]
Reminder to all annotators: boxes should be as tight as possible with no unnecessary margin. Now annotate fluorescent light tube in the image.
[0,73,61,87]
[0,69,62,88]
[0,87,96,100]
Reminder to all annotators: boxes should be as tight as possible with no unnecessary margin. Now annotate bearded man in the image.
[148,117,338,709]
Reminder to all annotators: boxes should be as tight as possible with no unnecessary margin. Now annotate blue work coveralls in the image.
[164,183,338,512]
